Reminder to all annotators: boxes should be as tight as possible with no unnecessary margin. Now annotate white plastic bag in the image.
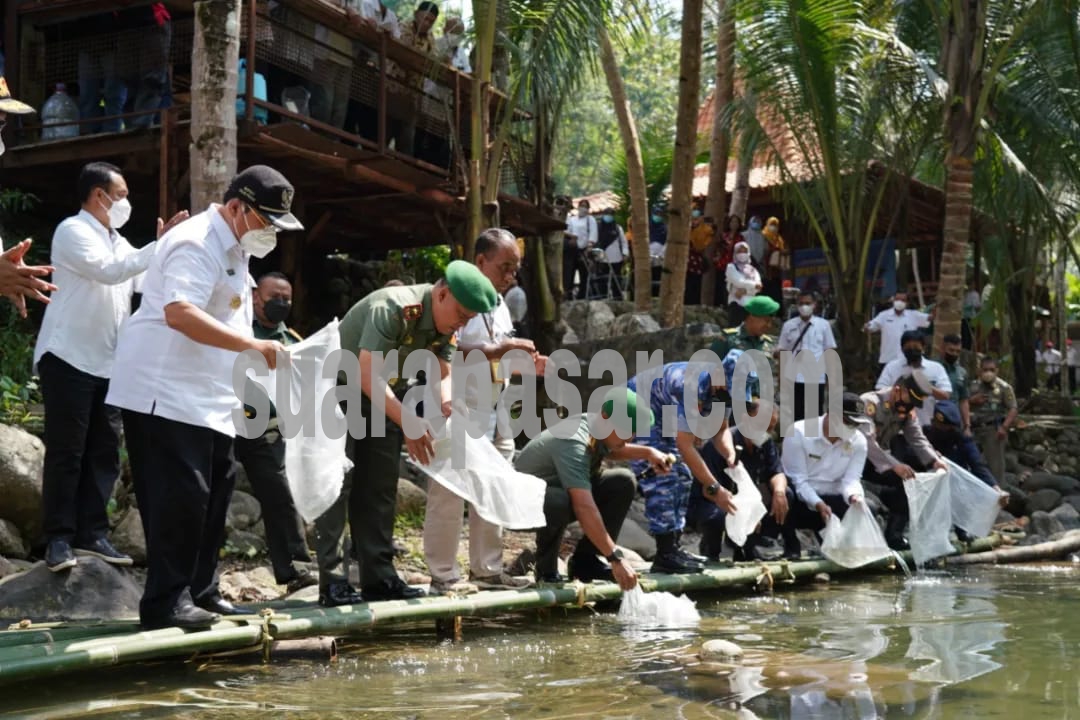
[616,585,700,627]
[411,415,547,529]
[820,501,893,568]
[946,458,1001,539]
[723,462,768,547]
[905,470,955,567]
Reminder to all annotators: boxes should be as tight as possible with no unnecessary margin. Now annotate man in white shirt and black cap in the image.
[34,161,187,572]
[781,392,870,555]
[106,165,303,630]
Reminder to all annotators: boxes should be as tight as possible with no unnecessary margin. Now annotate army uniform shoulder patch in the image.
[761,333,776,342]
[866,402,877,417]
[402,304,423,321]
[723,327,739,335]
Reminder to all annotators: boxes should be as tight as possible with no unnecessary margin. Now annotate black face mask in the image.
[944,353,959,365]
[903,348,923,364]
[263,297,291,324]
[895,401,914,415]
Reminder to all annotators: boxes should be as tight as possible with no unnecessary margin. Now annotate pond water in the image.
[5,564,1079,719]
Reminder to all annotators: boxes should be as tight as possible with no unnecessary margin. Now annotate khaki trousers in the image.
[423,433,515,583]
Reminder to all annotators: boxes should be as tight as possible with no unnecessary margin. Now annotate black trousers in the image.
[535,468,636,576]
[314,395,403,590]
[235,428,311,584]
[685,272,702,306]
[864,462,916,540]
[788,493,850,536]
[792,382,828,423]
[123,410,236,621]
[39,353,122,546]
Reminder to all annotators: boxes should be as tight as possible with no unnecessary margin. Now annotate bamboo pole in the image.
[945,530,1080,566]
[0,536,1002,685]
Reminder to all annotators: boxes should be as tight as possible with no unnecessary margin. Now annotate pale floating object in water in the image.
[700,639,744,662]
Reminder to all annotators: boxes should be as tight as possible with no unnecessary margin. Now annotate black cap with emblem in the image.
[840,391,871,426]
[225,165,304,232]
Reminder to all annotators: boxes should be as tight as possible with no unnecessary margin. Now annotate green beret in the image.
[744,295,780,317]
[601,387,654,435]
[445,260,498,313]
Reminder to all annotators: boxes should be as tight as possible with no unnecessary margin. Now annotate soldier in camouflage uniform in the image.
[969,355,1019,484]
[315,261,498,607]
[626,362,738,574]
[709,295,779,403]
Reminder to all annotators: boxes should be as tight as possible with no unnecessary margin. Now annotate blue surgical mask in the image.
[692,209,702,218]
[602,214,614,223]
[651,214,663,224]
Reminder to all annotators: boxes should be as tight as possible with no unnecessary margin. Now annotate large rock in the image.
[395,478,427,516]
[610,312,662,337]
[110,509,146,565]
[1063,495,1080,513]
[226,529,267,557]
[0,557,141,622]
[0,556,17,579]
[1030,511,1066,538]
[1001,483,1029,517]
[227,490,263,532]
[1049,503,1080,530]
[0,519,27,559]
[1024,473,1080,496]
[1028,488,1063,514]
[584,303,617,341]
[616,518,656,561]
[0,424,45,542]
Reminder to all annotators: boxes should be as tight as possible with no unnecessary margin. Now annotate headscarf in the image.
[733,241,752,272]
[763,216,785,251]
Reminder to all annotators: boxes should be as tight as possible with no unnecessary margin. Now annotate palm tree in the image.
[190,0,241,209]
[702,0,736,306]
[598,24,652,309]
[658,0,706,327]
[732,0,939,360]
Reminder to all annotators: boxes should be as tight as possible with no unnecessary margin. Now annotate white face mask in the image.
[578,208,589,217]
[798,304,814,318]
[893,300,907,312]
[0,134,5,158]
[735,252,750,264]
[99,194,132,229]
[234,211,278,258]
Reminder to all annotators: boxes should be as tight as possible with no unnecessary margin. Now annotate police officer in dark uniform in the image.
[236,272,317,594]
[315,261,499,606]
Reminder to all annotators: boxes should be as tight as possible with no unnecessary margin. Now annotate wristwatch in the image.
[704,481,721,497]
[606,549,624,563]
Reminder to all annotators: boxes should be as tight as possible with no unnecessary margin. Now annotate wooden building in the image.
[2,0,562,326]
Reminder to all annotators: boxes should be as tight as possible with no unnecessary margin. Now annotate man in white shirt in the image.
[864,291,931,372]
[107,166,303,630]
[1043,340,1063,390]
[781,393,870,555]
[0,77,56,316]
[437,15,471,73]
[423,229,546,594]
[34,162,187,573]
[347,0,401,37]
[563,199,596,300]
[777,290,837,424]
[592,213,629,299]
[875,330,952,426]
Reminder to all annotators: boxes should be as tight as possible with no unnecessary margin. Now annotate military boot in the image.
[651,533,705,574]
[674,531,708,566]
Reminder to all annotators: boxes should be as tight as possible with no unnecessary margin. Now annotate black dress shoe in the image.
[196,595,254,616]
[142,603,219,630]
[45,539,77,572]
[74,537,133,566]
[319,582,364,607]
[360,577,426,601]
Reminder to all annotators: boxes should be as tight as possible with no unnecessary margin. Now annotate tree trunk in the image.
[729,123,753,223]
[1056,232,1069,398]
[598,26,651,311]
[1007,279,1037,397]
[702,0,735,307]
[933,0,986,356]
[466,0,501,259]
[659,0,705,327]
[190,0,241,210]
[946,530,1080,565]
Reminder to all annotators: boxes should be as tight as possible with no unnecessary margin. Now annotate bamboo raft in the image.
[0,536,1019,686]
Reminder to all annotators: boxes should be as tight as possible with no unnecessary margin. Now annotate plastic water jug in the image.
[41,83,80,140]
[236,59,269,124]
